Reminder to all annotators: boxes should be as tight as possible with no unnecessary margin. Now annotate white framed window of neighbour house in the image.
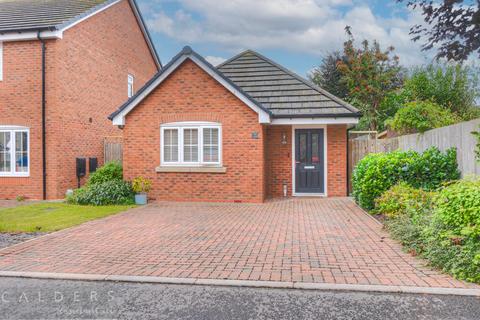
[127,74,134,98]
[160,122,222,167]
[0,126,29,177]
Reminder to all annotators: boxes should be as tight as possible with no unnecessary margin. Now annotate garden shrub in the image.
[384,207,432,256]
[352,150,415,210]
[408,147,460,190]
[421,179,480,282]
[87,161,123,185]
[352,147,459,210]
[387,101,457,134]
[375,182,434,218]
[377,183,435,255]
[380,178,480,283]
[433,178,480,238]
[67,180,134,206]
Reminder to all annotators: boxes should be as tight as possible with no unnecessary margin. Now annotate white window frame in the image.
[0,126,30,177]
[160,122,222,167]
[127,74,134,98]
[0,42,3,81]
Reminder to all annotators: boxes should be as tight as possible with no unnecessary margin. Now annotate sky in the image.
[136,0,441,78]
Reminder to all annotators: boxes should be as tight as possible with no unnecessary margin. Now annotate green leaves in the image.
[402,64,480,120]
[67,180,134,206]
[378,178,480,283]
[337,29,403,130]
[352,147,459,210]
[87,161,123,186]
[387,101,458,134]
[472,126,480,163]
[68,162,134,206]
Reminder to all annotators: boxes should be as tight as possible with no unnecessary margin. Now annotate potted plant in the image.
[132,177,152,205]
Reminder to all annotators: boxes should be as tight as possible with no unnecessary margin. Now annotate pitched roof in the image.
[217,50,360,118]
[109,46,272,125]
[0,0,161,68]
[0,0,110,32]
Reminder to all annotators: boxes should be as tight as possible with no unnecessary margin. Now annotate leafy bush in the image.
[380,179,480,283]
[421,179,480,282]
[387,101,457,134]
[408,147,460,190]
[433,179,480,237]
[385,207,432,256]
[377,183,435,255]
[422,218,480,283]
[67,180,134,206]
[88,162,123,185]
[132,177,152,194]
[472,126,480,162]
[352,147,459,210]
[375,183,434,218]
[403,64,480,120]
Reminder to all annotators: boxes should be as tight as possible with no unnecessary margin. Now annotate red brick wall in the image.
[0,0,158,199]
[264,124,347,198]
[326,124,347,197]
[265,126,292,198]
[0,41,43,199]
[123,59,266,203]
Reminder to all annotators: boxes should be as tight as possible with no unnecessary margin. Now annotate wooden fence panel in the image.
[104,136,123,164]
[348,118,480,193]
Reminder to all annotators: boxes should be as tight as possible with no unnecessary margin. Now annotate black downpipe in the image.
[37,32,47,200]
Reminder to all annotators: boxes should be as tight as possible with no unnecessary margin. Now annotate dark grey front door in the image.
[295,129,325,193]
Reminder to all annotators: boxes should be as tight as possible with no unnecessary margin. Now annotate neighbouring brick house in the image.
[109,47,361,202]
[0,0,160,199]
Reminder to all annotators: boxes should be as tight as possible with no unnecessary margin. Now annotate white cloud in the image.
[145,0,438,66]
[205,55,226,66]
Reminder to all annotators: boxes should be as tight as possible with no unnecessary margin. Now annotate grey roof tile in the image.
[217,50,360,118]
[0,0,112,32]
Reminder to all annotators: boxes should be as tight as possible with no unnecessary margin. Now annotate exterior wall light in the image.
[281,132,287,144]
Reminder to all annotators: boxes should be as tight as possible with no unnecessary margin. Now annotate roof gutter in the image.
[37,31,47,200]
[0,28,62,42]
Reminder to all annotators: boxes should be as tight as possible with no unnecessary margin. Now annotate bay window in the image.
[161,122,221,166]
[0,127,29,176]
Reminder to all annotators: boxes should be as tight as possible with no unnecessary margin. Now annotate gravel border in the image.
[0,232,47,249]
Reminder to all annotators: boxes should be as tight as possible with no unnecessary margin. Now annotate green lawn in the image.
[0,203,135,233]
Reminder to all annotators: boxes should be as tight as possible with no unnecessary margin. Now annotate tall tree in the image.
[399,0,480,61]
[403,63,480,119]
[337,27,403,130]
[309,51,349,99]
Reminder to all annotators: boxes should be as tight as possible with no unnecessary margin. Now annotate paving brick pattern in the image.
[0,198,476,288]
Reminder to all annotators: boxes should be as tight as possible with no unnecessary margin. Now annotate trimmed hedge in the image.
[352,147,459,210]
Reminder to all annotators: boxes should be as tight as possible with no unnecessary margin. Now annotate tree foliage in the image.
[398,0,480,61]
[387,101,458,134]
[403,64,480,119]
[337,27,403,130]
[309,51,349,99]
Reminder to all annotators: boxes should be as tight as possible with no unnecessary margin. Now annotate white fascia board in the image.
[189,55,271,124]
[112,54,272,126]
[271,117,359,125]
[60,0,122,33]
[0,30,63,42]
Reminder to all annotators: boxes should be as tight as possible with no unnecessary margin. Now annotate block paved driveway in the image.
[0,198,476,289]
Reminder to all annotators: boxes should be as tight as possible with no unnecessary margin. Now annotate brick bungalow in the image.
[110,47,361,202]
[0,0,160,199]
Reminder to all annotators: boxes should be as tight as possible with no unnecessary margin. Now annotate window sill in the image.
[155,166,227,173]
[0,174,30,178]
